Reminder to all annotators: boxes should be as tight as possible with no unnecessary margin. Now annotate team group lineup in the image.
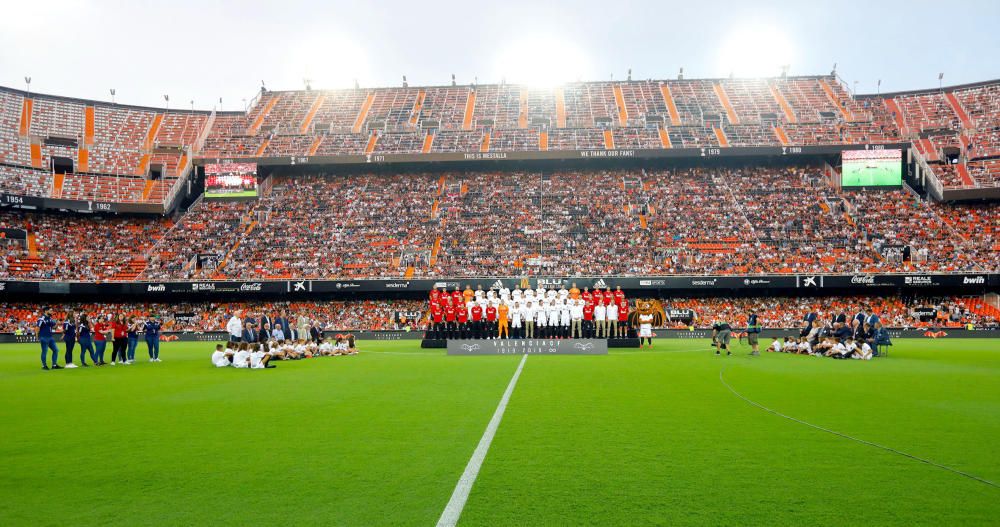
[428,283,658,347]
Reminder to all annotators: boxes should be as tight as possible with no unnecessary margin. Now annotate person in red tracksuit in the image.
[583,302,595,339]
[617,298,629,338]
[485,304,498,340]
[444,303,457,340]
[591,288,604,306]
[580,287,592,306]
[451,287,463,308]
[471,303,484,339]
[613,286,625,305]
[430,304,444,340]
[430,288,441,307]
[603,288,614,307]
[456,304,469,339]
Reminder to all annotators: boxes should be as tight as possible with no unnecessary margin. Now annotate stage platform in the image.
[420,338,639,349]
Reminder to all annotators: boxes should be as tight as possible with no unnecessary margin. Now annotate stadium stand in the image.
[2,162,998,282]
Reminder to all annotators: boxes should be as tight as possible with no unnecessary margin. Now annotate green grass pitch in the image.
[2,338,998,526]
[204,189,258,198]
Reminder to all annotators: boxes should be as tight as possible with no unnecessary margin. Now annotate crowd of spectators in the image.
[3,295,993,336]
[2,166,998,281]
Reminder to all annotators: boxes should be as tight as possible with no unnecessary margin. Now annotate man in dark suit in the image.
[259,323,271,343]
[309,322,322,344]
[241,322,258,344]
[260,313,273,335]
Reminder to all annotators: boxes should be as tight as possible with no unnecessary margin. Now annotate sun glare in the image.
[718,25,795,78]
[493,37,593,88]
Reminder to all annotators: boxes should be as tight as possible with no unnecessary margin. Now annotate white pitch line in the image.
[436,353,528,527]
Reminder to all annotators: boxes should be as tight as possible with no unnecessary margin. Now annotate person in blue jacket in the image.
[77,313,95,367]
[38,307,60,370]
[63,311,78,368]
[144,315,162,362]
[126,317,141,363]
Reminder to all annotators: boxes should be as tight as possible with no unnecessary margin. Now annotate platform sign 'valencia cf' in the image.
[447,339,608,355]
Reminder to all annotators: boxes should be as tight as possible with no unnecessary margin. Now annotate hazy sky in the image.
[1,0,997,110]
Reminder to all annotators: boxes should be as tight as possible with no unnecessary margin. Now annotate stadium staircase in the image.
[254,138,270,157]
[883,98,909,136]
[712,83,739,124]
[364,132,378,154]
[462,89,476,130]
[774,126,790,146]
[480,132,491,152]
[956,163,977,186]
[817,78,853,122]
[26,232,39,258]
[52,173,65,198]
[84,106,95,145]
[308,136,323,156]
[769,82,797,123]
[77,147,89,173]
[301,95,325,133]
[422,133,434,153]
[944,92,973,129]
[603,130,615,149]
[141,179,156,201]
[919,138,940,162]
[518,89,528,128]
[555,88,567,128]
[144,114,164,150]
[713,127,729,147]
[248,97,279,135]
[353,92,375,133]
[19,97,32,136]
[539,131,549,150]
[613,85,629,126]
[659,84,682,125]
[658,127,672,148]
[30,143,42,168]
[409,90,425,128]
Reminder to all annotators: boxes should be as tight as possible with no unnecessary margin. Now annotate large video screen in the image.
[205,163,258,199]
[841,149,902,187]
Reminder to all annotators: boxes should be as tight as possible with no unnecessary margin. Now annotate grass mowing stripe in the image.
[719,364,1000,490]
[437,353,528,527]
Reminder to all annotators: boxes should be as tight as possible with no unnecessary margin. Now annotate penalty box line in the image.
[719,365,999,490]
[436,353,528,527]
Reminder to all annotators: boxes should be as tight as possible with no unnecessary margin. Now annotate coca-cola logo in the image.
[147,284,166,292]
[851,275,875,284]
[240,283,263,291]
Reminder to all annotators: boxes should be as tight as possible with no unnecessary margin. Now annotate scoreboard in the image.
[205,163,258,199]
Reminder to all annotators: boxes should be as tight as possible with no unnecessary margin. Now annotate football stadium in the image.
[1,1,999,525]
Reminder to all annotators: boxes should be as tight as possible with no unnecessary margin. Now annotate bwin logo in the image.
[293,281,307,291]
[592,278,608,289]
[963,276,985,284]
[147,284,166,292]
